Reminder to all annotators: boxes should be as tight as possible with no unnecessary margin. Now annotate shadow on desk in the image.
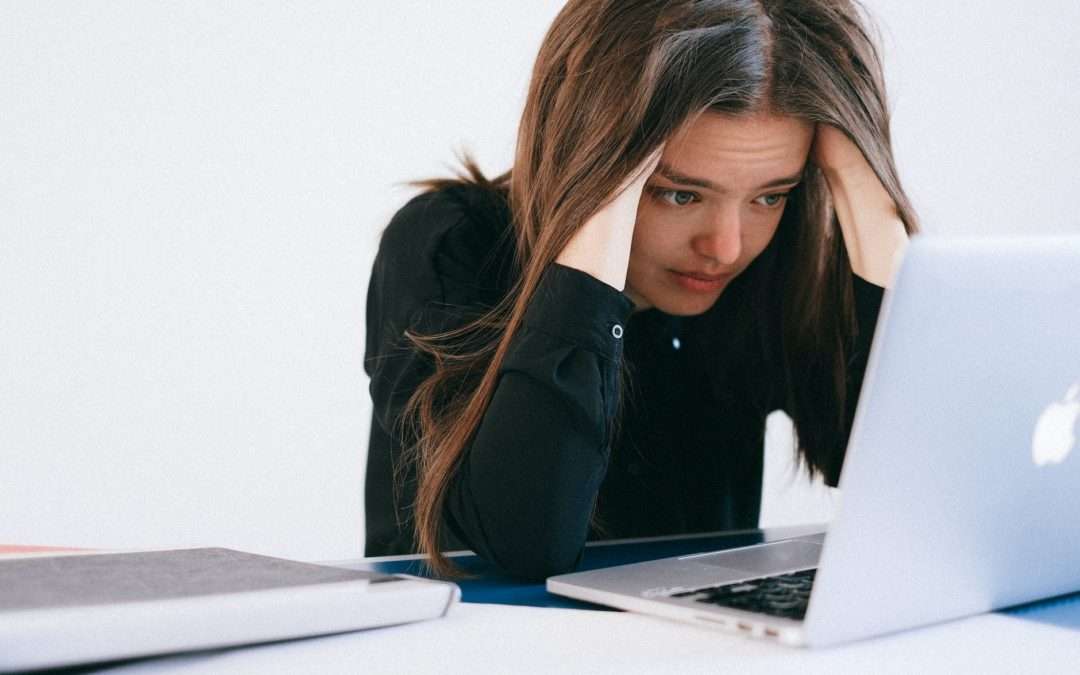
[1005,592,1080,630]
[340,525,821,609]
[331,523,1080,633]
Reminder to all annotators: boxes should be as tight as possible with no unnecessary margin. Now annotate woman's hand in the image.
[555,146,664,292]
[812,125,909,288]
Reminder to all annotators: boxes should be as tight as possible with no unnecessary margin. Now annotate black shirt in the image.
[364,183,884,579]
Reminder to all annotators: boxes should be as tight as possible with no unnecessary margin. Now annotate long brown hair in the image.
[397,0,919,577]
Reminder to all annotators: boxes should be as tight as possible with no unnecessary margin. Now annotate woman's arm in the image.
[813,125,909,288]
[442,264,632,579]
[365,190,633,579]
[805,125,909,484]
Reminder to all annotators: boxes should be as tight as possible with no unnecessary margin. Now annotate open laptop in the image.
[548,234,1080,647]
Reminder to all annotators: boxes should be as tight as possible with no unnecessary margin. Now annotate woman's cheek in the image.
[632,211,673,252]
[751,214,785,250]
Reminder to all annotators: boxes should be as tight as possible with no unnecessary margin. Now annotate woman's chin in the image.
[637,287,726,316]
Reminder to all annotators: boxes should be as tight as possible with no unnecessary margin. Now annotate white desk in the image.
[98,590,1080,674]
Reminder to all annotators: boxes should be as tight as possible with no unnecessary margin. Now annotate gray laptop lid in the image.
[805,235,1080,646]
[0,547,393,611]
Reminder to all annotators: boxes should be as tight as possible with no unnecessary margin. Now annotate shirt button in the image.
[611,324,624,339]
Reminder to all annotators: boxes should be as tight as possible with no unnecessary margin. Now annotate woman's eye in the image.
[753,192,789,208]
[653,189,699,207]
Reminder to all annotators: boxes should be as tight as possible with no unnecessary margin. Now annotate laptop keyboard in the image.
[670,568,816,621]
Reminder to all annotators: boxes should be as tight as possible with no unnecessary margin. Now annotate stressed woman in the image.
[364,0,918,580]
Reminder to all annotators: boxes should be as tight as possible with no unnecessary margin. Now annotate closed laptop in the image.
[0,547,459,671]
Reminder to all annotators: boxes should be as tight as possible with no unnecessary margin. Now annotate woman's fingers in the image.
[811,124,866,176]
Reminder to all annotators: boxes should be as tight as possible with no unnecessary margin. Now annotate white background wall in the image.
[2,1,1078,561]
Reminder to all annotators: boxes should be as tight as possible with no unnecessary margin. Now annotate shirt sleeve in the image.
[442,263,633,580]
[364,190,634,579]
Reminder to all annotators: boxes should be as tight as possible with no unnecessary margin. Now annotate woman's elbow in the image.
[487,537,584,581]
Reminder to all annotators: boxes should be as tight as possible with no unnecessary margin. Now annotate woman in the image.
[365,0,918,580]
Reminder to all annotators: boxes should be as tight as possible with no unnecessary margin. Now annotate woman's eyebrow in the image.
[656,163,717,190]
[656,162,802,191]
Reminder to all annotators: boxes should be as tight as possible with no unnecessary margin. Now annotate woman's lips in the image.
[669,269,732,292]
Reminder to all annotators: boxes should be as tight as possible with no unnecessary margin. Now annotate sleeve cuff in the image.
[852,273,885,305]
[852,273,885,342]
[520,263,635,360]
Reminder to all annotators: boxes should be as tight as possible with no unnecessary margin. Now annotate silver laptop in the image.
[548,234,1080,647]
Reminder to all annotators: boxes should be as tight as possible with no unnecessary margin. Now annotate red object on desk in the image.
[0,545,92,554]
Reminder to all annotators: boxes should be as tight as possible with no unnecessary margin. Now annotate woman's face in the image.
[625,112,814,316]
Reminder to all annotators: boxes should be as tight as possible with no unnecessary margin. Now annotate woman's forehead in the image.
[661,112,813,190]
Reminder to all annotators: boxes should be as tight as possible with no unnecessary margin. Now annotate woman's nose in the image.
[691,210,742,266]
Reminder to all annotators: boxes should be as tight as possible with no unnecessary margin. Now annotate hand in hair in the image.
[555,146,665,292]
[812,124,909,288]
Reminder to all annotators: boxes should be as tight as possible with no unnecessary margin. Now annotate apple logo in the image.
[1032,383,1080,466]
